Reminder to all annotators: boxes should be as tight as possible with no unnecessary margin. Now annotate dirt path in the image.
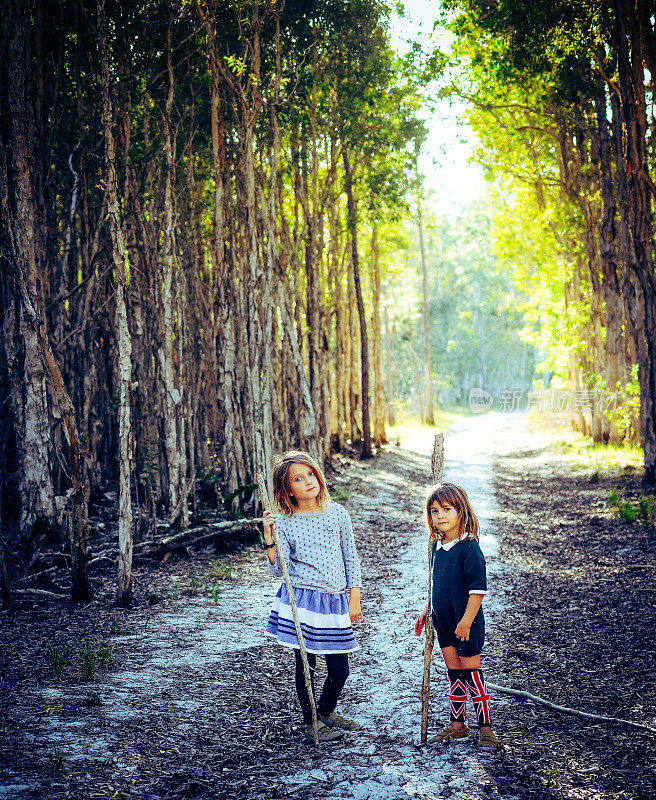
[1,414,654,800]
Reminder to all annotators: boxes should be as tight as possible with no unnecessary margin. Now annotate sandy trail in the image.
[2,413,528,800]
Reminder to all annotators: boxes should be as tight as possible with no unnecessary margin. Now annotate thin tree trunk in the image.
[370,223,387,446]
[613,0,656,480]
[594,62,624,443]
[342,145,372,457]
[98,0,134,605]
[159,25,182,523]
[417,195,434,424]
[384,305,396,426]
[2,3,56,544]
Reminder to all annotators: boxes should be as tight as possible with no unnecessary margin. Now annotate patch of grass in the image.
[97,643,113,666]
[189,573,202,595]
[81,642,97,680]
[608,488,656,527]
[208,560,231,580]
[49,745,68,775]
[171,580,180,606]
[548,429,643,476]
[210,584,221,604]
[49,641,68,677]
[110,616,128,635]
[331,487,350,502]
[638,494,655,523]
[80,640,113,680]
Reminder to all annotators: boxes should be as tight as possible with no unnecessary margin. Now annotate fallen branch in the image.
[13,588,69,600]
[488,683,656,733]
[153,522,259,553]
[159,518,261,547]
[133,518,261,553]
[88,556,114,569]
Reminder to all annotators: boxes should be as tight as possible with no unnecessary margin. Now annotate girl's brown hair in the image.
[272,450,330,516]
[425,483,479,542]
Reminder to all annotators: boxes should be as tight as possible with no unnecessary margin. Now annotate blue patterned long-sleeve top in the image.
[268,501,362,593]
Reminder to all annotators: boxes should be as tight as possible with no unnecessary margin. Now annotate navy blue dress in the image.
[431,538,487,657]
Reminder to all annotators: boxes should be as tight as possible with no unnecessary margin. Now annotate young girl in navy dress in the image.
[263,450,362,743]
[415,483,499,750]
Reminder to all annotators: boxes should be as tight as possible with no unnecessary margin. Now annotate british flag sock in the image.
[465,668,492,728]
[447,669,468,723]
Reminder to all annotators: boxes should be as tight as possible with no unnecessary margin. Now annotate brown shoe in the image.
[429,724,469,743]
[321,711,362,731]
[304,721,343,743]
[477,729,499,750]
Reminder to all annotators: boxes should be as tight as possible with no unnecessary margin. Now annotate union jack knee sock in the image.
[465,668,492,728]
[447,669,468,723]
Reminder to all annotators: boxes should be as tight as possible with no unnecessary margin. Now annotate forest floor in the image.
[1,413,655,800]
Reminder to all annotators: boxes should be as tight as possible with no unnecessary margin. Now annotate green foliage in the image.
[48,641,67,677]
[331,487,350,502]
[80,640,113,680]
[208,560,232,580]
[110,616,127,635]
[49,745,68,775]
[385,201,537,408]
[608,489,656,527]
[604,365,641,443]
[80,642,96,680]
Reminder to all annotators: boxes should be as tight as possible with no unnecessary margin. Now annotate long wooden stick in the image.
[487,683,656,733]
[256,472,319,746]
[421,433,444,744]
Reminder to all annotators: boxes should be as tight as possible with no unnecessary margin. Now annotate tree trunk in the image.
[593,60,624,443]
[2,2,56,545]
[158,26,183,524]
[370,223,387,446]
[342,145,372,457]
[198,1,247,498]
[613,0,656,480]
[98,0,134,605]
[417,195,434,424]
[384,305,396,426]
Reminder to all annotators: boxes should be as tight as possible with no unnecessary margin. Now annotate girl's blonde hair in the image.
[425,482,479,542]
[272,450,330,516]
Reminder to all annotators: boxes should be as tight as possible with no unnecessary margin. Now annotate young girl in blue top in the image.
[415,483,499,750]
[263,450,362,743]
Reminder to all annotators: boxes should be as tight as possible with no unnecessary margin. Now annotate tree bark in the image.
[342,145,372,457]
[370,223,387,446]
[593,62,624,443]
[2,1,56,545]
[98,0,134,605]
[417,194,434,424]
[613,0,656,479]
[158,25,184,525]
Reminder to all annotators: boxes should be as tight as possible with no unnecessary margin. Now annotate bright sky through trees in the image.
[390,1,486,216]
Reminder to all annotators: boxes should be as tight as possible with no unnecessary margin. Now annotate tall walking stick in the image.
[256,472,319,746]
[420,433,444,744]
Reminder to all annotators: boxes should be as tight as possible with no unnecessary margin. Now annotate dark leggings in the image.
[294,650,350,724]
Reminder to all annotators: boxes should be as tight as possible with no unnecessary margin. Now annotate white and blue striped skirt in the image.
[265,584,359,655]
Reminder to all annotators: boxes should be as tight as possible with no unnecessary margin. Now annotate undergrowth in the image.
[608,488,656,529]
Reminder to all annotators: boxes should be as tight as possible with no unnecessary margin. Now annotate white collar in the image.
[435,537,462,552]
